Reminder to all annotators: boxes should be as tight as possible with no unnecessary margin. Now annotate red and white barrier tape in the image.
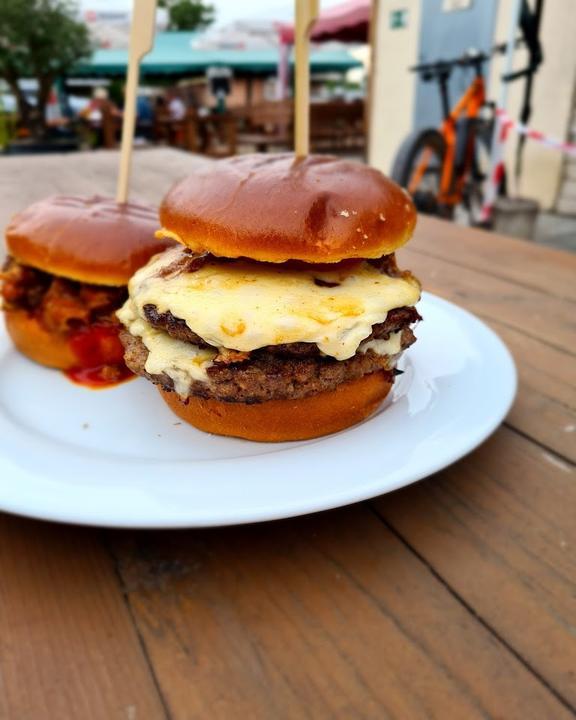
[495,109,576,158]
[481,110,576,221]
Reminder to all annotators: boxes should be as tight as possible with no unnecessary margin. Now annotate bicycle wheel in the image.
[455,120,507,227]
[390,129,448,217]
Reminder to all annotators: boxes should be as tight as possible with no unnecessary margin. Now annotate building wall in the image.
[489,0,576,211]
[414,0,498,130]
[369,0,576,213]
[368,0,421,173]
[556,92,576,214]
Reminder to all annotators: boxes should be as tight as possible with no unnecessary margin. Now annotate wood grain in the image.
[490,320,576,461]
[109,507,574,720]
[373,427,576,711]
[412,216,576,302]
[398,246,576,352]
[1,150,575,719]
[399,240,576,459]
[0,515,166,720]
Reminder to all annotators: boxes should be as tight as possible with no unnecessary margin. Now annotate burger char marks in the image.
[28,194,159,224]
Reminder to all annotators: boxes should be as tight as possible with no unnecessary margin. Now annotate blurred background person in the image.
[79,87,121,149]
[166,88,187,145]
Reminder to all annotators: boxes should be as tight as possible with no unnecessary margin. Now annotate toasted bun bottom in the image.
[4,310,76,369]
[159,371,392,442]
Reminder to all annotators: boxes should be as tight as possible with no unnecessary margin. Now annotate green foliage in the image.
[159,0,215,31]
[0,0,91,130]
[108,78,125,108]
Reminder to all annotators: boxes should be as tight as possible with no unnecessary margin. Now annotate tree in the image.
[0,0,91,135]
[160,0,215,32]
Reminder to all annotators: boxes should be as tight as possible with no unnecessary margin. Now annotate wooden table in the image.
[1,149,575,720]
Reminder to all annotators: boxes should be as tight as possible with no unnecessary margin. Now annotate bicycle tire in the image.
[455,120,507,227]
[474,119,507,196]
[390,129,447,216]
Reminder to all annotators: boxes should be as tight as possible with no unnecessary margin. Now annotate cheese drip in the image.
[358,331,403,357]
[118,299,216,395]
[126,246,420,361]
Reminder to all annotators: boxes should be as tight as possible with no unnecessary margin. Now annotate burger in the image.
[1,195,173,386]
[118,154,422,441]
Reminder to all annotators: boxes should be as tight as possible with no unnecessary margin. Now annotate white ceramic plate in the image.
[0,292,516,528]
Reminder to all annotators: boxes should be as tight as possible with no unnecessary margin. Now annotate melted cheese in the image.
[125,246,420,361]
[358,331,403,357]
[118,299,216,395]
[155,228,185,245]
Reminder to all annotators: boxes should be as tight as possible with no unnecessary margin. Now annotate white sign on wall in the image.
[442,0,473,11]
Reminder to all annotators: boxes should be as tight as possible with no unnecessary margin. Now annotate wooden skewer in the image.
[294,0,319,158]
[116,0,157,204]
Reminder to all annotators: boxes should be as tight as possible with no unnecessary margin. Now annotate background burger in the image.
[118,154,422,441]
[1,195,173,387]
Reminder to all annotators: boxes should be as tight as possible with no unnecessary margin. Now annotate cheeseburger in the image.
[1,195,173,386]
[118,154,422,441]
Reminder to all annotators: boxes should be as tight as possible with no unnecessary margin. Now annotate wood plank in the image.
[412,216,576,301]
[109,507,573,720]
[398,246,576,352]
[398,246,576,458]
[0,515,167,720]
[373,427,576,711]
[491,320,576,461]
[399,240,576,461]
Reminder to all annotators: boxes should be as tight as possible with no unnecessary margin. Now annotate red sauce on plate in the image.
[65,324,134,389]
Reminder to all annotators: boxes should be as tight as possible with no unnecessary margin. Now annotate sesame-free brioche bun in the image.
[157,154,416,264]
[159,371,392,442]
[4,310,76,370]
[6,195,172,286]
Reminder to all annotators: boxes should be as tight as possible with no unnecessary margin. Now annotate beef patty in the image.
[121,327,415,404]
[142,304,421,359]
[137,248,421,358]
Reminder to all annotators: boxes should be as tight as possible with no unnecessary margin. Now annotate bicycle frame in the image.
[408,75,486,207]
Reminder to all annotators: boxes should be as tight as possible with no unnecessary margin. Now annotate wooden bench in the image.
[236,99,365,154]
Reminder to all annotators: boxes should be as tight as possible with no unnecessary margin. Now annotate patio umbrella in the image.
[276,0,370,98]
[279,0,371,44]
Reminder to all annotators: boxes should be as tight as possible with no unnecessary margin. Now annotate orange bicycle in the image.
[391,48,506,225]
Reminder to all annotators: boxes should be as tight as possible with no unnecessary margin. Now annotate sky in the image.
[81,0,344,26]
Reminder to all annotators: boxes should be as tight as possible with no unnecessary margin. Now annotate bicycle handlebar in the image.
[502,68,531,82]
[410,55,486,75]
[410,39,524,77]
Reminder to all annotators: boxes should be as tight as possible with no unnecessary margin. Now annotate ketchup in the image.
[65,324,133,389]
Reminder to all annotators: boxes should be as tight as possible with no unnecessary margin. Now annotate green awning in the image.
[74,31,362,77]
